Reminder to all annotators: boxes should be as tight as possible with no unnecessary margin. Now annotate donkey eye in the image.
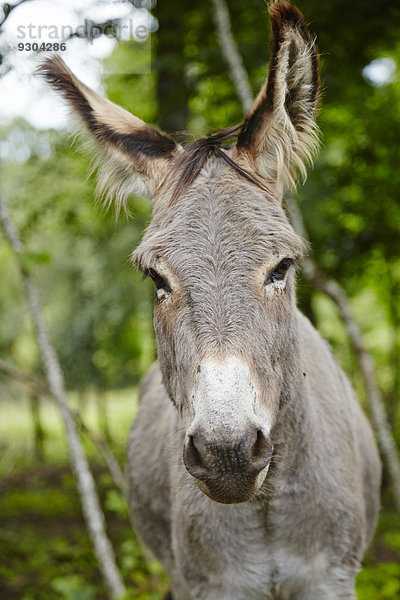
[143,268,171,301]
[265,258,294,285]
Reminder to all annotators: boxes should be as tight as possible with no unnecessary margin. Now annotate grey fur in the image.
[128,161,381,599]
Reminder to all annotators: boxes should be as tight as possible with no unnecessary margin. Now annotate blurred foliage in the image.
[1,0,400,598]
[0,462,169,600]
[0,128,155,389]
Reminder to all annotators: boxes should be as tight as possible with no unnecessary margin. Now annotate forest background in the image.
[0,0,400,598]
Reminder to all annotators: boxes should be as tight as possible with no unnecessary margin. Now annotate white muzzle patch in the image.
[189,356,272,441]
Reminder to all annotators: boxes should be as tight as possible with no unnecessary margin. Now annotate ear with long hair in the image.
[234,1,320,195]
[38,56,178,210]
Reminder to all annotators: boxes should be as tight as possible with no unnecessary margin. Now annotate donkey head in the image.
[40,1,319,504]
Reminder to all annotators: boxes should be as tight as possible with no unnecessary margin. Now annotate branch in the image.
[0,357,49,396]
[0,195,126,599]
[0,0,34,28]
[78,416,127,497]
[209,0,254,113]
[211,0,400,510]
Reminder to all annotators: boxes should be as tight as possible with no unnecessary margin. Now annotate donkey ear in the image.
[38,55,177,209]
[235,1,320,193]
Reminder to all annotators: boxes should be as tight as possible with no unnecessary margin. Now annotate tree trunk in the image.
[29,392,45,460]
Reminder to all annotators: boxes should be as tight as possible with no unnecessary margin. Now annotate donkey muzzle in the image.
[183,428,273,503]
[184,356,274,503]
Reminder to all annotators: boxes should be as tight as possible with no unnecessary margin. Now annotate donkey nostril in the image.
[252,430,266,459]
[188,435,205,468]
[250,430,273,472]
[183,434,209,480]
[184,429,272,481]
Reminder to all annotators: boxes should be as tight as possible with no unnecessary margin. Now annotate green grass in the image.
[0,388,138,475]
[0,388,399,599]
[0,465,169,600]
[357,510,400,599]
[0,387,169,600]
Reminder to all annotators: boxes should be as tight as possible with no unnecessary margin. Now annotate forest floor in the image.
[0,462,169,600]
[0,391,399,599]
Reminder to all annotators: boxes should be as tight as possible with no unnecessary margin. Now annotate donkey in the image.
[40,1,381,598]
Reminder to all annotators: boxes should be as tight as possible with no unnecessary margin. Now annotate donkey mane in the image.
[168,125,270,204]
